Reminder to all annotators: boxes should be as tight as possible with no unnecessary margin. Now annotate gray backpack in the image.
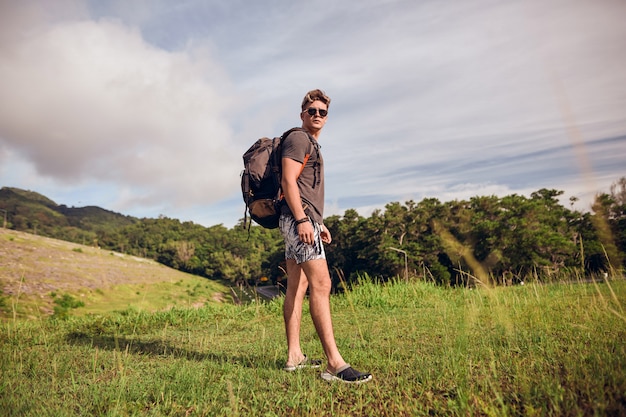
[241,128,316,228]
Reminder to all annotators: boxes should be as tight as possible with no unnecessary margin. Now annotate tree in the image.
[591,177,626,272]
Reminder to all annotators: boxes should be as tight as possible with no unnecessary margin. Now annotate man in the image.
[280,89,372,384]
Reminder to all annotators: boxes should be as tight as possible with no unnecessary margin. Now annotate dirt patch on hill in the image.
[0,228,204,299]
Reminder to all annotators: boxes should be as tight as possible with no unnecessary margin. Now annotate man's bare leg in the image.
[283,260,309,366]
[299,258,347,372]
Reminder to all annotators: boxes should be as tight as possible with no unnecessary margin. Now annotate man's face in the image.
[301,100,328,133]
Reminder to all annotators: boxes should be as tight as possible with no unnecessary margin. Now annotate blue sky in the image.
[1,0,625,227]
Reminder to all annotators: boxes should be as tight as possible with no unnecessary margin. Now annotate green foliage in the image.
[0,289,7,312]
[51,293,85,320]
[328,185,625,286]
[592,177,626,271]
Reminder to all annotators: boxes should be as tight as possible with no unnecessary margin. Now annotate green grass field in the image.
[1,278,625,416]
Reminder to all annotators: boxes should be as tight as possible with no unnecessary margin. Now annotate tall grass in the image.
[1,278,625,416]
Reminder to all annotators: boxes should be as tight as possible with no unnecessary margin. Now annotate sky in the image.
[1,0,625,228]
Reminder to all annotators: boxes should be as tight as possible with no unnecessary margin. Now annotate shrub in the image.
[51,293,85,320]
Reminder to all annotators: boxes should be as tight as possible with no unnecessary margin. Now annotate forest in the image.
[1,177,625,288]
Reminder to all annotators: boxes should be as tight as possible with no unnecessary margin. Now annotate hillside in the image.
[0,185,285,285]
[0,228,229,319]
[0,186,137,235]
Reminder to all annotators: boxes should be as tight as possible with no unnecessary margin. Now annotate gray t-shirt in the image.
[281,129,324,225]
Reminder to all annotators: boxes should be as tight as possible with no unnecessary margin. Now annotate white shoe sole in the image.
[320,371,373,384]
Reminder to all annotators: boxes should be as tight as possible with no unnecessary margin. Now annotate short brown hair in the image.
[301,89,331,111]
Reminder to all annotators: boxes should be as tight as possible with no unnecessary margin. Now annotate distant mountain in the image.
[0,186,137,239]
[56,204,137,230]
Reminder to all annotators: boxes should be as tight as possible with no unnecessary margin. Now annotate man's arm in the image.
[282,157,315,244]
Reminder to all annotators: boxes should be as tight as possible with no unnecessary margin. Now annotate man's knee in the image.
[302,260,331,292]
[310,279,331,297]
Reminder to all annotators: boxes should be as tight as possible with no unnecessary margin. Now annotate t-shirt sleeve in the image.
[281,131,310,164]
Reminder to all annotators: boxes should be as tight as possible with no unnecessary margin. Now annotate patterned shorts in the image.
[279,214,326,264]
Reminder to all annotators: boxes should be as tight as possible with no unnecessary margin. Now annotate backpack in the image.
[241,127,317,229]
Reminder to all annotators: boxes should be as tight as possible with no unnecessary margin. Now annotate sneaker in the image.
[283,355,322,372]
[320,364,372,384]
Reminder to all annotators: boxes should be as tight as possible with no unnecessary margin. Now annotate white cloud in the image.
[0,3,241,213]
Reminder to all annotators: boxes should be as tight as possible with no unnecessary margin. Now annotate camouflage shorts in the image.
[279,214,326,264]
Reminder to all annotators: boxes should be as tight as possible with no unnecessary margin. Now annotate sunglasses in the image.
[304,107,328,117]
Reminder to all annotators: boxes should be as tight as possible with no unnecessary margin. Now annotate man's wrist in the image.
[295,217,309,225]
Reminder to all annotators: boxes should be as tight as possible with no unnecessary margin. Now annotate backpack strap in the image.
[299,154,311,176]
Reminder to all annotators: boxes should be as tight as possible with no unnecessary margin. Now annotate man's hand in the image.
[297,221,315,245]
[320,224,332,244]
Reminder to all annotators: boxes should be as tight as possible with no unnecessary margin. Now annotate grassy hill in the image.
[0,228,229,319]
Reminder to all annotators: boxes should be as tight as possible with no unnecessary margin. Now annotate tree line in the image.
[325,185,624,286]
[1,179,625,286]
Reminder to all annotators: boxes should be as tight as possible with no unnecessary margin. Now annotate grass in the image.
[72,280,225,316]
[1,278,625,416]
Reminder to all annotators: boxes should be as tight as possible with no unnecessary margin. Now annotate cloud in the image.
[0,2,240,213]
